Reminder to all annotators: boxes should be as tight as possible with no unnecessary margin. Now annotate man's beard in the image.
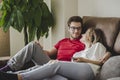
[70,35,80,39]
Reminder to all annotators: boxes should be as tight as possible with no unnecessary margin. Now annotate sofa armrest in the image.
[107,77,120,80]
[0,56,10,68]
[99,56,120,80]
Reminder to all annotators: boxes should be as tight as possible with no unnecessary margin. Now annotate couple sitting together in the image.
[0,16,111,80]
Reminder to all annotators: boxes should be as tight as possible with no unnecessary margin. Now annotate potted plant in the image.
[0,0,54,45]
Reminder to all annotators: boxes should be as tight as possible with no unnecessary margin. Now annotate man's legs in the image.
[1,42,50,71]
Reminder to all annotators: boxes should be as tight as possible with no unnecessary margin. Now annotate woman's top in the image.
[72,42,106,75]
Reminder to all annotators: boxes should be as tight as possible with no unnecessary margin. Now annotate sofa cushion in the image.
[0,56,10,68]
[114,32,120,54]
[99,56,120,80]
[107,77,120,80]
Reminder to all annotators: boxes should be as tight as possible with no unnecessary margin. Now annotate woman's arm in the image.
[73,57,103,65]
[99,51,111,64]
[73,51,111,66]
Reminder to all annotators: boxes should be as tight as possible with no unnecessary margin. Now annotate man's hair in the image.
[67,16,83,27]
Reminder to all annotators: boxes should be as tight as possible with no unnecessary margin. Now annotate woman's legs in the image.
[43,75,68,80]
[0,71,68,80]
[7,42,50,71]
[20,61,95,80]
[57,61,95,80]
[16,65,68,80]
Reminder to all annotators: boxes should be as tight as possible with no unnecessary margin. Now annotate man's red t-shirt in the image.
[54,38,85,61]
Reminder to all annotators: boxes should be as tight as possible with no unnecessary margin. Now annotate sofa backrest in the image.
[83,16,120,55]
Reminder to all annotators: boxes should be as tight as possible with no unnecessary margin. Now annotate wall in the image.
[78,0,120,17]
[10,28,24,56]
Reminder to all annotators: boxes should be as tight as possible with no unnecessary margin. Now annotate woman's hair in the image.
[87,28,104,44]
[67,16,83,27]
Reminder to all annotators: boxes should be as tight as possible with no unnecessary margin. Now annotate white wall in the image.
[78,0,120,17]
[42,0,52,50]
[96,0,120,17]
[10,28,24,56]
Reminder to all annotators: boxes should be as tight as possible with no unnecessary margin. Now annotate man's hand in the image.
[35,41,43,49]
[35,41,58,57]
[48,60,58,64]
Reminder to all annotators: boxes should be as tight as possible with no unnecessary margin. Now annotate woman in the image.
[0,28,111,80]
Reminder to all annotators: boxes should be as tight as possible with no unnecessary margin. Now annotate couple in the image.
[0,27,111,80]
[0,16,111,80]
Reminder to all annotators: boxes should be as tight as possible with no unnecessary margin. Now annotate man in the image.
[0,16,85,80]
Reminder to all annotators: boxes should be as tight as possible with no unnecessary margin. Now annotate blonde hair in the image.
[87,28,103,44]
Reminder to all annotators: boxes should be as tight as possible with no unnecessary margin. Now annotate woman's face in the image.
[80,29,92,43]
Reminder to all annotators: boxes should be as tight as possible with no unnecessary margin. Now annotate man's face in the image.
[68,22,82,40]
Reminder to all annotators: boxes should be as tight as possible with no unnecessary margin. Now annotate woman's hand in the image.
[73,57,85,62]
[99,51,111,64]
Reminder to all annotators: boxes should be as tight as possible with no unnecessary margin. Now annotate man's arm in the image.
[35,41,58,56]
[44,47,57,56]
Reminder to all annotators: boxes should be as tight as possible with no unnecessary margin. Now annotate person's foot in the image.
[0,71,18,80]
[0,65,12,72]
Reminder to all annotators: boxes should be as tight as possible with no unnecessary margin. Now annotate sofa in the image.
[0,16,120,80]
